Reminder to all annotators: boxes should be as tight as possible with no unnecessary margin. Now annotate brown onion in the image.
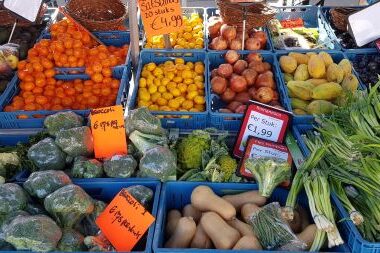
[256,87,274,104]
[221,88,236,103]
[230,75,248,93]
[253,31,267,49]
[233,60,248,75]
[245,38,261,50]
[249,61,266,73]
[224,50,240,65]
[247,53,263,63]
[211,76,228,95]
[210,36,228,50]
[217,64,233,78]
[242,69,258,87]
[255,71,275,89]
[220,24,237,41]
[263,62,272,71]
[208,17,223,39]
[229,38,243,50]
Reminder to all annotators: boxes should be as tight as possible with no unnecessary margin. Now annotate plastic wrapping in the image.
[125,185,153,209]
[25,202,47,215]
[55,127,94,157]
[3,215,62,252]
[248,202,306,251]
[139,146,176,181]
[27,138,67,170]
[77,200,106,236]
[84,233,115,252]
[44,184,94,228]
[57,229,85,252]
[72,157,103,178]
[23,170,72,199]
[44,112,84,136]
[103,154,137,178]
[126,107,166,136]
[129,130,168,154]
[0,183,28,215]
[0,152,20,178]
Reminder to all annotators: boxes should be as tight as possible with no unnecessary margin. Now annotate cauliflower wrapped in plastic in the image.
[23,170,72,199]
[103,154,137,178]
[76,200,106,236]
[139,146,176,181]
[44,111,84,136]
[55,126,94,157]
[0,183,28,215]
[126,185,153,209]
[4,215,62,252]
[27,138,66,170]
[57,229,85,252]
[44,184,94,228]
[72,157,103,178]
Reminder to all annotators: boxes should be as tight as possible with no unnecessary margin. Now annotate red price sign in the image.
[239,137,292,179]
[233,101,291,158]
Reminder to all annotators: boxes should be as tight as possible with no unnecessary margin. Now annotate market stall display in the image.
[346,51,380,88]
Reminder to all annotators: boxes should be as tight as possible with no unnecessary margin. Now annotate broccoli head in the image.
[27,138,66,171]
[76,200,106,236]
[4,215,62,252]
[177,130,211,173]
[44,111,84,136]
[139,146,176,181]
[57,229,85,252]
[44,184,94,228]
[103,155,137,178]
[23,170,72,199]
[72,157,103,178]
[55,126,94,157]
[0,183,28,215]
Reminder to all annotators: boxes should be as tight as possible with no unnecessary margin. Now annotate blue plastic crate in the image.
[75,180,160,253]
[0,67,130,129]
[153,181,350,253]
[320,7,377,52]
[207,51,291,131]
[141,7,207,51]
[344,50,380,90]
[205,8,272,52]
[39,31,131,79]
[276,50,364,125]
[131,50,209,129]
[270,6,341,51]
[292,124,314,157]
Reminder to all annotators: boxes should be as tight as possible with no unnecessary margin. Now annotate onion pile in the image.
[208,17,267,50]
[210,50,283,114]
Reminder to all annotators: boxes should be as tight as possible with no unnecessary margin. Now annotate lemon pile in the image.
[145,13,204,49]
[138,58,206,113]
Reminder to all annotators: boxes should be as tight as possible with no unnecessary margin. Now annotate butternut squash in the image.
[165,217,196,248]
[222,190,267,210]
[297,224,317,250]
[190,224,213,249]
[200,212,240,249]
[182,204,202,224]
[297,206,310,230]
[282,208,303,233]
[233,235,263,250]
[227,219,254,236]
[241,203,261,223]
[191,185,236,220]
[166,209,182,236]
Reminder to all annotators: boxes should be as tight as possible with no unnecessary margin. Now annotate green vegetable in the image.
[177,130,211,172]
[125,185,153,208]
[245,158,291,197]
[0,183,28,215]
[217,155,238,181]
[72,157,103,178]
[76,200,106,236]
[55,126,94,157]
[44,184,94,228]
[126,107,166,136]
[103,155,137,178]
[84,233,114,252]
[27,138,66,171]
[23,170,72,199]
[44,111,84,136]
[129,130,168,154]
[138,146,176,181]
[4,215,62,252]
[57,229,85,252]
[25,202,47,215]
[0,152,20,178]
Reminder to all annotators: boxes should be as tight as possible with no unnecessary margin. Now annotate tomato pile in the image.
[4,19,129,112]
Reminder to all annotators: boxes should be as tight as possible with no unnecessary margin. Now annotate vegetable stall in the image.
[0,0,380,253]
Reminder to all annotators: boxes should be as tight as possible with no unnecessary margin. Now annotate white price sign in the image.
[234,102,291,158]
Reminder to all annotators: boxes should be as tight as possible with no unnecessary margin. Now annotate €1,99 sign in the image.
[138,0,183,37]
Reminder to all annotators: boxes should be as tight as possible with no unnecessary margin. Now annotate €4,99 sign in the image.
[138,0,183,37]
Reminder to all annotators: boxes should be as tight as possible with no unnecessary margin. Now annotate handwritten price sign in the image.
[138,0,183,37]
[233,102,291,158]
[90,105,127,159]
[96,189,155,251]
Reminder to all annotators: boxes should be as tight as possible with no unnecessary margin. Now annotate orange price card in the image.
[90,105,127,159]
[96,189,155,252]
[138,0,183,37]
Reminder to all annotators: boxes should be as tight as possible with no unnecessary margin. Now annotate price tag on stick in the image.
[238,136,292,179]
[138,0,183,37]
[233,101,291,158]
[96,189,155,252]
[90,105,128,159]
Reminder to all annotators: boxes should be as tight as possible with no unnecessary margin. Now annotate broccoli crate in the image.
[153,181,351,253]
[0,67,130,129]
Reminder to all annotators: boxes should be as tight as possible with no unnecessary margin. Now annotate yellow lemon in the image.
[171,88,181,97]
[195,82,204,90]
[194,95,205,105]
[194,75,204,83]
[151,92,161,102]
[194,104,205,111]
[178,83,187,93]
[158,85,167,93]
[195,38,204,46]
[176,63,186,71]
[194,64,204,74]
[177,96,186,104]
[166,72,175,80]
[157,97,168,106]
[184,78,194,85]
[139,92,151,102]
[175,58,185,65]
[146,62,156,72]
[148,85,157,94]
[173,76,183,83]
[161,78,170,86]
[186,62,194,70]
[163,92,174,100]
[187,90,198,100]
[187,83,198,92]
[138,100,151,107]
[168,99,180,110]
[183,32,192,40]
[153,67,163,77]
[141,70,150,78]
[149,104,159,111]
[139,78,147,88]
[182,70,193,79]
[182,100,194,110]
[167,82,177,90]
